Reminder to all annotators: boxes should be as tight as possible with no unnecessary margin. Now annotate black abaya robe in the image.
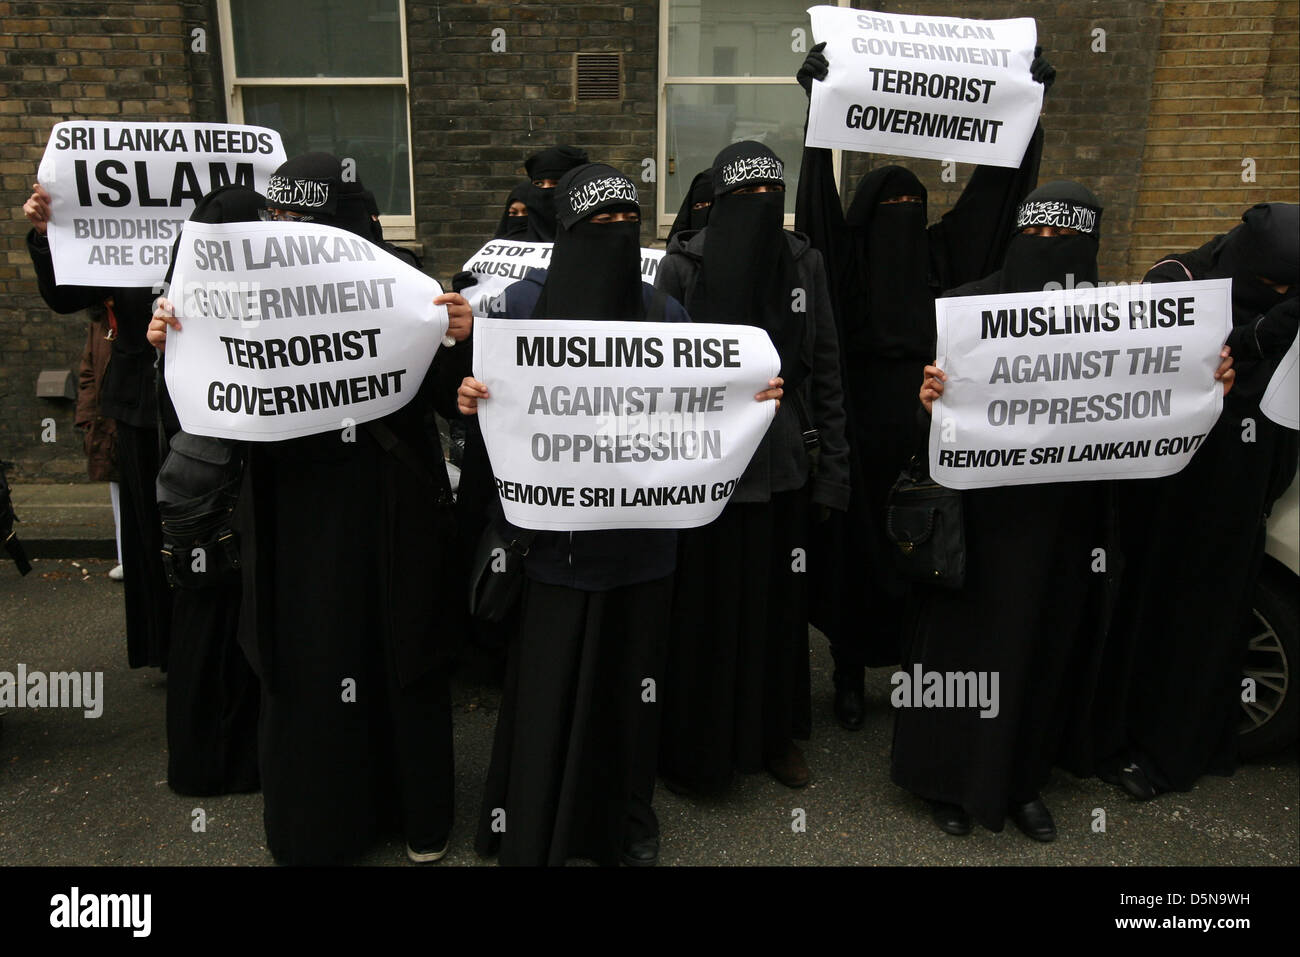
[795,129,1043,670]
[1070,235,1300,791]
[236,364,461,864]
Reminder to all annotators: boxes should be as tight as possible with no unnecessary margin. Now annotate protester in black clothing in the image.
[794,42,1051,730]
[900,182,1108,842]
[1079,203,1295,800]
[461,162,784,865]
[902,183,1236,841]
[655,142,849,793]
[150,152,473,864]
[155,185,263,797]
[667,170,714,240]
[494,182,541,241]
[518,145,589,241]
[24,182,172,670]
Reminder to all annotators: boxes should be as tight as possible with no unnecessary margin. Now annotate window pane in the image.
[242,86,410,215]
[665,83,806,216]
[231,0,402,78]
[667,0,813,77]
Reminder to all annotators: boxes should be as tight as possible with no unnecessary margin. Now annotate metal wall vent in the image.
[575,53,621,100]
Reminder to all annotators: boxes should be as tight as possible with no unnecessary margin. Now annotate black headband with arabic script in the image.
[555,163,641,230]
[710,141,785,198]
[1014,181,1104,238]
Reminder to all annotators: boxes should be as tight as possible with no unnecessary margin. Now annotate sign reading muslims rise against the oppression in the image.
[474,317,780,531]
[929,279,1233,489]
[805,6,1043,168]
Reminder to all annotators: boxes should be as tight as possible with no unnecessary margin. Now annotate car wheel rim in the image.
[1239,608,1289,734]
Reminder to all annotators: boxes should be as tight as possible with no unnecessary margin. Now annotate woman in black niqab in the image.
[471,162,692,867]
[796,50,1048,728]
[158,184,263,798]
[235,151,462,864]
[892,183,1111,840]
[1075,202,1299,799]
[668,169,715,240]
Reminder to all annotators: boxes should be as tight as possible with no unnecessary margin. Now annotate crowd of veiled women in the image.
[20,44,1297,866]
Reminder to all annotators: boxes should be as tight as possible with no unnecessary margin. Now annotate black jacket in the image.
[27,229,159,429]
[488,269,691,591]
[655,228,851,511]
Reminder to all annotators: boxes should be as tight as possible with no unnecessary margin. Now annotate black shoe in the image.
[1009,797,1056,842]
[833,684,865,731]
[621,836,659,867]
[928,800,972,836]
[1117,760,1158,801]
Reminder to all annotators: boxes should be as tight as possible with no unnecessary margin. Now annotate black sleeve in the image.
[27,228,102,313]
[794,139,852,311]
[929,123,1044,291]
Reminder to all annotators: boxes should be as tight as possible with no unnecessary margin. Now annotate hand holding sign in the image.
[22,183,52,235]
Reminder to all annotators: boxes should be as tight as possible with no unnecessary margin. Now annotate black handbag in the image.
[156,432,244,588]
[468,520,535,622]
[885,456,965,589]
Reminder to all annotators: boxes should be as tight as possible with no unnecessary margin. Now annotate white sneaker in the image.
[108,564,124,581]
[406,841,448,863]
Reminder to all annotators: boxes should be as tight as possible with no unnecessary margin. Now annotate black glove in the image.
[1253,296,1300,361]
[796,41,828,97]
[1030,45,1056,93]
[451,270,479,295]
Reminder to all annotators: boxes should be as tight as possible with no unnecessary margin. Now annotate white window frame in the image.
[215,0,416,240]
[656,0,848,238]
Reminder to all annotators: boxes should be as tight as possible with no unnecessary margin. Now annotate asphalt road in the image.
[1,557,1296,867]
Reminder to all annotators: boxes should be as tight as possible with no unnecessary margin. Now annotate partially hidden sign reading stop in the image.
[38,121,286,287]
[473,317,780,531]
[165,220,447,442]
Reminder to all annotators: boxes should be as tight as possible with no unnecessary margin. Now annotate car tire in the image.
[1238,564,1299,759]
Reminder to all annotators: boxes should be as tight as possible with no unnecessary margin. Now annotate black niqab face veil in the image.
[669,170,714,239]
[690,141,806,387]
[531,164,644,322]
[1211,202,1300,324]
[843,165,932,353]
[494,183,534,240]
[1000,181,1103,294]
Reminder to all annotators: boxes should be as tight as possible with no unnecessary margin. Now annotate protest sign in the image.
[473,317,780,530]
[804,6,1042,168]
[929,279,1232,488]
[37,121,286,287]
[460,240,666,317]
[165,220,447,442]
[1260,331,1299,431]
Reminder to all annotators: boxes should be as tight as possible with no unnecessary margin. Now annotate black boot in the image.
[832,667,865,731]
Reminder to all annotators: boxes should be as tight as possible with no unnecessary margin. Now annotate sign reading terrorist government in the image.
[165,220,448,441]
[804,6,1042,168]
